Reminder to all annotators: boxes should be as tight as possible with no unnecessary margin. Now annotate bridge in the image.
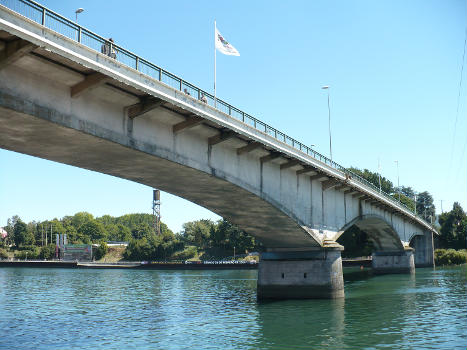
[0,0,436,299]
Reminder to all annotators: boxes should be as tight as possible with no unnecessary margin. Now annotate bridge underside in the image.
[0,91,319,248]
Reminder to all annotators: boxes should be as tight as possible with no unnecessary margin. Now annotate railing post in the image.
[179,79,182,91]
[41,8,46,26]
[77,27,81,43]
[135,56,139,71]
[228,106,231,116]
[159,68,162,81]
[242,112,245,122]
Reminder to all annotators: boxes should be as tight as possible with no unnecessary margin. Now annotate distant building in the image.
[0,228,7,239]
[62,244,93,261]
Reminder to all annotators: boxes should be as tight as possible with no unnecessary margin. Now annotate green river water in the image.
[0,266,465,350]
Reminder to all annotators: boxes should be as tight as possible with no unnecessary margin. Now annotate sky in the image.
[1,0,466,233]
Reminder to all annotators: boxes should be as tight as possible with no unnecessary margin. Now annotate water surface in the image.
[0,266,465,349]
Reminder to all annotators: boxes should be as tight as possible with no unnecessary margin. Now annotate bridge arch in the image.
[333,214,405,251]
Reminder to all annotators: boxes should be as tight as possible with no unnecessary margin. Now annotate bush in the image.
[0,248,8,259]
[14,248,39,260]
[95,242,109,260]
[39,244,56,260]
[435,249,467,266]
[171,246,197,261]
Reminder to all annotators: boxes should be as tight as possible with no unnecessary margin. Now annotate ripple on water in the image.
[0,266,465,350]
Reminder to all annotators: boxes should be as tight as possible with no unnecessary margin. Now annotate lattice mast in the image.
[152,189,161,235]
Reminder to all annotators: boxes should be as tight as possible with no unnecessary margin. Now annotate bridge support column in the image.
[371,249,415,274]
[410,231,435,267]
[257,248,344,300]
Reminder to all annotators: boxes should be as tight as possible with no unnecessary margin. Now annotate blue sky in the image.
[1,0,466,232]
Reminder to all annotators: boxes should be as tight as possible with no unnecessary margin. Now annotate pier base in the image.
[372,249,415,274]
[257,248,344,300]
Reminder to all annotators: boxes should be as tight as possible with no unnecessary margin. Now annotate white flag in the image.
[215,26,240,56]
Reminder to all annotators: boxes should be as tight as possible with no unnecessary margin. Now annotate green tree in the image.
[13,219,35,247]
[348,167,394,194]
[181,220,215,249]
[39,244,56,259]
[131,223,154,240]
[79,220,107,243]
[416,191,436,223]
[438,202,467,249]
[337,226,374,258]
[95,242,109,260]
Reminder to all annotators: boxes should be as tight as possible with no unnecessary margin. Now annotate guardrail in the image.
[0,0,429,224]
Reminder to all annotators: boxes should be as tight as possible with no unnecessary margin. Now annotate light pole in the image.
[394,160,400,202]
[414,192,417,215]
[75,8,84,23]
[322,86,332,161]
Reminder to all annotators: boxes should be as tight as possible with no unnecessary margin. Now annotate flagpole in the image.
[214,20,217,108]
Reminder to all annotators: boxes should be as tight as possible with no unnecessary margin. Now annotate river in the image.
[0,266,465,350]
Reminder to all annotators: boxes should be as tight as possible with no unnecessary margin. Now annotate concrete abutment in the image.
[257,248,344,299]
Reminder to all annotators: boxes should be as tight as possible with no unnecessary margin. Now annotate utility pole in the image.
[440,200,443,214]
[414,193,417,215]
[394,160,400,202]
[378,157,382,193]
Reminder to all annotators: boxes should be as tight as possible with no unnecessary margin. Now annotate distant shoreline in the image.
[0,259,371,269]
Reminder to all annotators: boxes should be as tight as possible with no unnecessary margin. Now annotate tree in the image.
[416,191,436,223]
[181,220,215,249]
[348,167,394,194]
[13,219,34,247]
[131,223,154,240]
[438,202,467,249]
[79,220,107,243]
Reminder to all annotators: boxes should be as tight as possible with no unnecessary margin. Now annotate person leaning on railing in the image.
[101,38,117,59]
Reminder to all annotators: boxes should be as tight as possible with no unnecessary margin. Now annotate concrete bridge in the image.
[0,1,436,299]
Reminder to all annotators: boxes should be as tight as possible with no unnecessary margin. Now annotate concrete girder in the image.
[280,159,301,170]
[70,72,109,98]
[322,178,340,191]
[335,184,350,191]
[127,97,164,119]
[237,141,262,155]
[0,39,36,70]
[309,173,329,182]
[352,192,366,198]
[208,130,236,146]
[296,166,317,176]
[172,115,204,133]
[260,152,282,163]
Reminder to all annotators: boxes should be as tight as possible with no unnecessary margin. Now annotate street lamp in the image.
[394,160,400,202]
[75,8,84,23]
[321,86,332,161]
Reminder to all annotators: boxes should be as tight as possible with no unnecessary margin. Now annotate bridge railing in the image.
[1,0,428,224]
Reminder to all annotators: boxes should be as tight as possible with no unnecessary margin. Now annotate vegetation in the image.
[0,248,8,259]
[94,242,109,261]
[434,249,467,266]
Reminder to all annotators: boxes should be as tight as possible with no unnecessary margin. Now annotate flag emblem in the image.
[215,27,240,56]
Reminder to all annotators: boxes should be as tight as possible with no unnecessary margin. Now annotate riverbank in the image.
[0,258,371,270]
[0,260,258,270]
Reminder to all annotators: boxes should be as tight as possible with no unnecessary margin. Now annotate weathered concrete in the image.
[410,231,435,267]
[372,250,415,274]
[257,249,344,299]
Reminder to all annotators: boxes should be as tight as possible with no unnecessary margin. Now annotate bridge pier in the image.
[410,231,435,267]
[371,249,415,274]
[257,248,344,300]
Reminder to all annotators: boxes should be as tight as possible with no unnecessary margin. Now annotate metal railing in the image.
[0,0,428,224]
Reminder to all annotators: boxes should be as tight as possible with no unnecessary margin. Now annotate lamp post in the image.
[394,160,400,202]
[75,8,84,23]
[321,86,332,161]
